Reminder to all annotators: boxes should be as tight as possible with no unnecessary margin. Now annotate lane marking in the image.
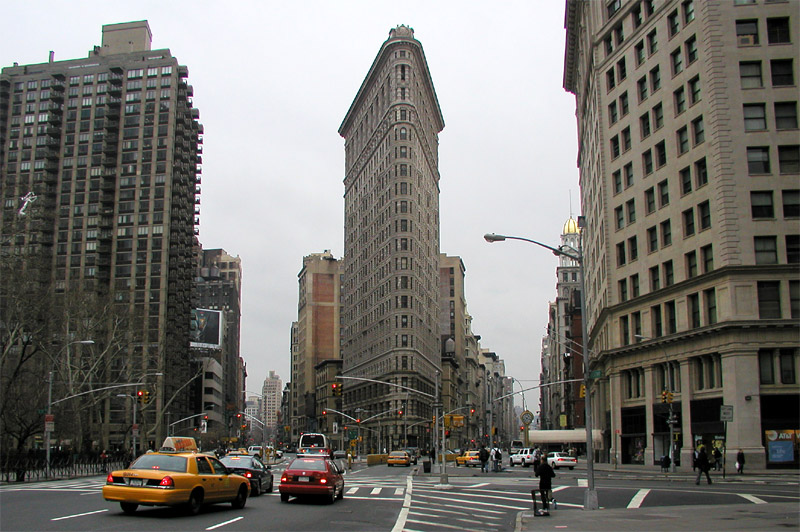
[739,493,767,504]
[206,516,244,530]
[627,488,651,508]
[406,518,475,530]
[409,509,503,521]
[394,487,404,495]
[390,474,413,532]
[371,487,382,495]
[51,509,108,521]
[346,487,358,494]
[412,500,507,515]
[414,493,527,511]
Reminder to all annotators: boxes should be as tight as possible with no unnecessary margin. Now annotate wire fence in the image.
[0,454,127,483]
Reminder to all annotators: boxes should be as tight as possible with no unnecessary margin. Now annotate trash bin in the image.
[423,461,431,473]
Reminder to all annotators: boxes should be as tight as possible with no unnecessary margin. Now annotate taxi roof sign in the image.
[160,437,198,452]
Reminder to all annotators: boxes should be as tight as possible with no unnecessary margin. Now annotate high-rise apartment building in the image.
[563,1,798,469]
[338,26,444,450]
[291,250,341,440]
[0,21,202,449]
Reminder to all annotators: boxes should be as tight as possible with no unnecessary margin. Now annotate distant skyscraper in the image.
[262,370,282,439]
[0,21,202,448]
[339,26,444,450]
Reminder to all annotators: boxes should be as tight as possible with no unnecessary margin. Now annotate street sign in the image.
[720,405,734,422]
[589,369,602,379]
[332,421,338,434]
[44,414,54,432]
[133,423,140,437]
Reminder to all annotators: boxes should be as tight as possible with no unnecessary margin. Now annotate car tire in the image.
[337,484,344,500]
[120,502,138,514]
[388,463,393,467]
[328,489,336,505]
[251,479,261,497]
[187,489,203,515]
[266,477,274,493]
[509,460,513,467]
[280,493,290,502]
[231,485,248,509]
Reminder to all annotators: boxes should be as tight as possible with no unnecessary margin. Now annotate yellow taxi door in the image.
[208,455,237,499]
[195,456,223,502]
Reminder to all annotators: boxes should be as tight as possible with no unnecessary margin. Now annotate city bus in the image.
[297,433,331,457]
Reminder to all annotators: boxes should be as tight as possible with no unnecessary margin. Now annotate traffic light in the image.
[397,409,403,417]
[661,390,668,403]
[331,383,342,396]
[520,426,525,432]
[356,418,361,424]
[445,430,450,437]
[236,413,242,419]
[203,414,209,420]
[322,410,327,416]
[136,390,145,404]
[470,407,475,415]
[143,390,151,404]
[579,384,586,398]
[666,392,674,403]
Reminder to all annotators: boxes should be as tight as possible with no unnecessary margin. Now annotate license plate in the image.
[129,478,143,487]
[298,476,309,482]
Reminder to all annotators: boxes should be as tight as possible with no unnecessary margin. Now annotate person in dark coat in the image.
[712,447,722,471]
[478,445,490,473]
[695,446,712,485]
[736,449,745,474]
[532,458,556,513]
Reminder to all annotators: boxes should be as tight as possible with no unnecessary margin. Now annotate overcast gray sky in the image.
[5,1,580,412]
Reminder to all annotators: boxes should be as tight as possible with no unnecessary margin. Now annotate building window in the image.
[751,191,775,218]
[640,112,651,138]
[747,147,771,174]
[653,103,664,128]
[629,236,639,261]
[607,69,616,91]
[622,127,631,151]
[656,141,667,167]
[638,77,648,101]
[632,274,640,297]
[674,87,687,115]
[664,260,675,286]
[686,250,698,278]
[648,226,658,252]
[754,236,778,264]
[775,102,798,130]
[688,76,701,105]
[609,101,619,124]
[759,349,775,384]
[786,235,800,263]
[615,206,624,229]
[767,17,791,44]
[688,293,701,328]
[650,266,661,291]
[635,41,645,66]
[695,158,708,187]
[625,163,634,187]
[611,135,620,158]
[783,190,800,217]
[617,242,627,266]
[744,104,767,131]
[683,0,695,23]
[619,279,628,302]
[648,29,658,55]
[780,349,796,384]
[658,180,670,207]
[626,199,636,224]
[643,149,654,174]
[698,200,711,229]
[650,66,661,92]
[692,116,705,144]
[613,170,622,195]
[771,59,794,86]
[686,35,698,63]
[661,220,673,247]
[678,127,689,154]
[671,48,683,75]
[779,145,800,173]
[683,208,696,236]
[702,244,714,272]
[665,300,677,333]
[680,167,692,194]
[791,281,800,318]
[652,304,663,336]
[645,187,656,213]
[740,61,763,89]
[705,288,717,324]
[736,19,759,46]
[618,58,627,81]
[758,281,781,318]
[620,92,629,115]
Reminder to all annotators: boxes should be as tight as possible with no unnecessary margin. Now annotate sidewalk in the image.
[516,502,800,531]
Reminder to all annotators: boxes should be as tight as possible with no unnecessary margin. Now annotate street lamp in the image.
[484,227,599,510]
[45,340,94,479]
[636,334,677,473]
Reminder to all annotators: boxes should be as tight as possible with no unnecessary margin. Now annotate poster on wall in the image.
[765,430,797,463]
[190,308,223,349]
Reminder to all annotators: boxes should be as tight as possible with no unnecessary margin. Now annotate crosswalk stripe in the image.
[412,499,508,515]
[409,509,503,521]
[395,488,404,495]
[346,487,358,494]
[413,492,528,511]
[627,488,650,509]
[406,518,480,530]
[371,487,382,495]
[739,493,768,504]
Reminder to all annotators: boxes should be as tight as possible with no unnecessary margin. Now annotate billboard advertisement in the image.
[190,308,223,349]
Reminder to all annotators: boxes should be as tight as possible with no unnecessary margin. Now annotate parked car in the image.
[547,452,577,470]
[219,454,273,496]
[279,457,344,503]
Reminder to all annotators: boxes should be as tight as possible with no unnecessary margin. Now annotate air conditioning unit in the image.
[738,34,756,46]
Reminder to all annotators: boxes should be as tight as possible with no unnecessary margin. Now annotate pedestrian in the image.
[495,448,502,472]
[531,458,556,515]
[736,449,745,475]
[489,447,497,472]
[479,445,490,473]
[713,447,722,471]
[695,445,712,485]
[660,454,671,473]
[692,447,699,471]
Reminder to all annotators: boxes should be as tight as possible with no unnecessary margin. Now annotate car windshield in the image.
[389,452,406,457]
[220,456,254,467]
[288,458,327,471]
[129,454,187,472]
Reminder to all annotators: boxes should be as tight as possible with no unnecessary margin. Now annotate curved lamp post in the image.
[484,228,599,510]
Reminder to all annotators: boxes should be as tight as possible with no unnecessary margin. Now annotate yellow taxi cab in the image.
[386,450,411,467]
[456,450,481,467]
[102,437,251,515]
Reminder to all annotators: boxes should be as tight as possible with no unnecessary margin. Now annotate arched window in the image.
[400,127,407,140]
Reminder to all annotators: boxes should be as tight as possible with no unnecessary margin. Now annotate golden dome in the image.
[563,217,580,234]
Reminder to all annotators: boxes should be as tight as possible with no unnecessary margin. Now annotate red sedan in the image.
[279,457,344,504]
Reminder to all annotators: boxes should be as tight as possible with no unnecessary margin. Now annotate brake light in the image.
[245,472,252,478]
[281,476,288,482]
[106,473,114,484]
[159,476,174,487]
[320,478,328,484]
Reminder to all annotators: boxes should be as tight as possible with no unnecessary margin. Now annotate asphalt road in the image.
[1,460,797,532]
